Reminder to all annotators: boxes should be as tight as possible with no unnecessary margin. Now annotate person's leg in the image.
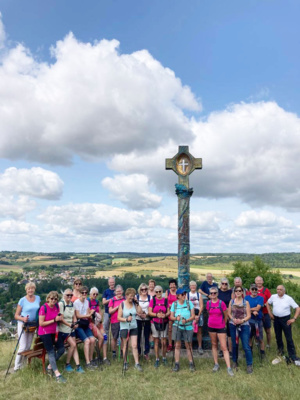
[40,334,61,377]
[218,333,231,368]
[144,321,151,355]
[14,322,27,370]
[263,314,272,347]
[240,325,253,366]
[69,336,80,365]
[209,332,218,365]
[274,317,284,354]
[88,336,96,361]
[84,338,91,364]
[131,334,139,364]
[229,324,238,364]
[281,317,297,360]
[197,327,202,348]
[54,334,65,361]
[174,341,181,363]
[162,338,167,358]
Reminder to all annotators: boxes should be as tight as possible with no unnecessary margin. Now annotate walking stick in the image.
[122,315,131,376]
[5,324,26,380]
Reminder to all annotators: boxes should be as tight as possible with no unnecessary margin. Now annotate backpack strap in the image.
[137,294,140,301]
[187,292,189,300]
[148,295,151,302]
[262,287,266,294]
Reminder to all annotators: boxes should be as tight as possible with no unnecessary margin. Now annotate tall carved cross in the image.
[165,145,202,290]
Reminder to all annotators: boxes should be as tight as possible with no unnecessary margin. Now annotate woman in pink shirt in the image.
[165,279,177,352]
[38,291,66,383]
[206,287,233,376]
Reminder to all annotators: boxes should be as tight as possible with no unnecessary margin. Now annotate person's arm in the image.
[199,295,204,314]
[14,304,28,323]
[182,307,195,324]
[242,301,251,323]
[39,313,63,327]
[102,296,110,306]
[109,299,119,315]
[148,306,156,318]
[287,306,300,326]
[224,309,228,324]
[227,301,234,323]
[170,310,177,322]
[198,288,207,296]
[266,300,274,320]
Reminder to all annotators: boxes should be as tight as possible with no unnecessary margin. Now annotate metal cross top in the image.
[165,145,202,188]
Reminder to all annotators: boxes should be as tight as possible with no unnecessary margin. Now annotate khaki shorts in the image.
[172,325,193,342]
[151,322,168,338]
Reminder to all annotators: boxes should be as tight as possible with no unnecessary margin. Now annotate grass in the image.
[1,329,300,400]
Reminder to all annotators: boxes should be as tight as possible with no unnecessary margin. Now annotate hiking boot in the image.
[197,347,204,355]
[212,364,220,372]
[247,365,253,374]
[76,366,85,373]
[172,362,180,372]
[154,359,160,368]
[227,367,234,377]
[189,362,195,372]
[167,344,173,353]
[65,364,74,373]
[134,363,143,372]
[55,374,67,383]
[103,358,111,366]
[162,357,168,366]
[233,362,238,371]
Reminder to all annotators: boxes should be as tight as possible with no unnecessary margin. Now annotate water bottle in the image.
[103,333,108,344]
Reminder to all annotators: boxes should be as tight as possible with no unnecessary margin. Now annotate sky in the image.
[0,0,300,254]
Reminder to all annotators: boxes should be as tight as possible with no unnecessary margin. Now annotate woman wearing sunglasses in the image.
[228,285,253,373]
[58,289,84,373]
[71,278,83,302]
[74,286,96,370]
[148,285,170,367]
[136,283,151,361]
[38,291,66,383]
[218,278,233,357]
[207,287,234,376]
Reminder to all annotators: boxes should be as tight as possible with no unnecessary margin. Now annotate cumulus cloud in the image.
[0,167,64,199]
[102,174,161,210]
[235,210,293,228]
[192,211,221,231]
[0,26,201,165]
[0,220,37,234]
[0,194,36,219]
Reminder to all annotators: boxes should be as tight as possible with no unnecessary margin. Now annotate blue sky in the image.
[0,1,299,253]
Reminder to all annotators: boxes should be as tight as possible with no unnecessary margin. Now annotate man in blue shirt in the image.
[199,273,218,297]
[245,284,265,358]
[102,277,116,341]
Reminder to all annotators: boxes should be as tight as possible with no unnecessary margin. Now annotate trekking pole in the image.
[5,323,26,380]
[141,320,145,363]
[122,315,131,376]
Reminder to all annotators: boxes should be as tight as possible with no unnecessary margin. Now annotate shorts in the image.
[111,322,120,340]
[58,331,75,342]
[208,327,227,334]
[75,327,94,342]
[120,328,138,338]
[226,321,231,337]
[249,320,264,341]
[151,322,168,338]
[172,325,193,342]
[262,313,271,329]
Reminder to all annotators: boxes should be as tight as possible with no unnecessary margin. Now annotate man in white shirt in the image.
[268,285,299,364]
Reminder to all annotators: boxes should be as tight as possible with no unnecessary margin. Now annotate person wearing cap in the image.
[245,284,265,358]
[267,285,300,365]
[169,288,195,372]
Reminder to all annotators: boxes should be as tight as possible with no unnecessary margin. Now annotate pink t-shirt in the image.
[108,297,124,324]
[38,303,59,335]
[149,297,168,324]
[206,300,227,329]
[167,291,177,308]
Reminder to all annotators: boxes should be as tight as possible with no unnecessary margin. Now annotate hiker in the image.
[170,288,195,372]
[88,287,110,365]
[187,281,204,355]
[228,285,253,373]
[148,279,156,297]
[102,277,116,342]
[58,289,84,373]
[136,283,151,361]
[108,284,125,360]
[207,287,234,376]
[38,291,66,383]
[231,277,247,299]
[245,284,265,358]
[118,288,143,371]
[218,277,233,357]
[199,273,218,297]
[14,282,41,372]
[165,279,177,352]
[255,276,272,348]
[74,286,96,370]
[148,285,170,367]
[71,278,83,302]
[267,285,300,365]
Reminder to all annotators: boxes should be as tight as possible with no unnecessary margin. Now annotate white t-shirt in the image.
[268,294,298,317]
[136,295,151,321]
[74,298,89,317]
[188,292,200,310]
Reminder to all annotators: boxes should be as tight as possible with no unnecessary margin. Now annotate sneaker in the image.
[103,358,111,366]
[134,363,143,372]
[227,367,234,377]
[86,363,96,370]
[55,375,67,383]
[212,364,220,372]
[198,347,204,355]
[233,362,238,371]
[247,365,253,374]
[172,362,180,372]
[65,364,74,373]
[76,366,85,374]
[91,358,101,366]
[272,357,282,365]
[162,357,168,366]
[189,362,195,372]
[154,359,160,368]
[144,354,150,362]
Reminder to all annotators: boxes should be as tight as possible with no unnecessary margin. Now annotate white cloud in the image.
[0,220,37,234]
[102,174,161,210]
[235,210,293,228]
[0,194,36,219]
[0,30,201,165]
[191,211,221,231]
[0,167,64,199]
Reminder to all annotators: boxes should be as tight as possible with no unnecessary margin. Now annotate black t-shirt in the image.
[218,289,232,307]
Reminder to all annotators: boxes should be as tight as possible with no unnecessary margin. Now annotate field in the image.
[0,329,300,400]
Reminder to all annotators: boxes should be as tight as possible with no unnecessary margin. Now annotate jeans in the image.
[229,323,253,366]
[274,315,297,360]
[137,320,151,355]
[40,333,65,371]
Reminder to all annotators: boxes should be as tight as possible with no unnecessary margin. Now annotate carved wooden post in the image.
[166,146,202,291]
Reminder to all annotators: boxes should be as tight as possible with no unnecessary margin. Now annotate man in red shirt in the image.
[255,276,272,348]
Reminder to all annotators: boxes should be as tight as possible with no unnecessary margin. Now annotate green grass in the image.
[1,329,300,400]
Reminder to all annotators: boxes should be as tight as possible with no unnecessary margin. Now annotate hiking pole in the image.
[141,319,145,364]
[182,319,195,370]
[122,315,131,376]
[5,323,26,380]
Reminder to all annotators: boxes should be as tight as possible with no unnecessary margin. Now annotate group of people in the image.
[13,274,299,382]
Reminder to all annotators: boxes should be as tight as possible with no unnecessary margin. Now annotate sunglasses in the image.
[141,288,147,291]
[235,290,243,293]
[81,291,88,295]
[251,288,258,291]
[74,283,82,285]
[49,297,58,301]
[221,283,228,285]
[92,293,98,295]
[155,291,162,293]
[66,294,73,297]
[210,292,217,295]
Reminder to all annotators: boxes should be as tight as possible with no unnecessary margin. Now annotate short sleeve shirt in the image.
[74,299,89,316]
[171,300,194,331]
[103,288,115,313]
[108,297,125,324]
[268,294,299,317]
[206,300,227,329]
[245,295,264,320]
[38,303,59,336]
[149,297,168,324]
[58,301,75,333]
[18,295,40,322]
[200,281,218,295]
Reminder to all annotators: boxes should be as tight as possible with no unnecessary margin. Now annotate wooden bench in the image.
[18,336,82,374]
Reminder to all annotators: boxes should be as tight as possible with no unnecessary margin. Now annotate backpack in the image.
[152,296,168,312]
[207,300,225,323]
[173,300,192,326]
[59,300,74,313]
[137,294,151,303]
[187,292,200,301]
[88,298,99,311]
